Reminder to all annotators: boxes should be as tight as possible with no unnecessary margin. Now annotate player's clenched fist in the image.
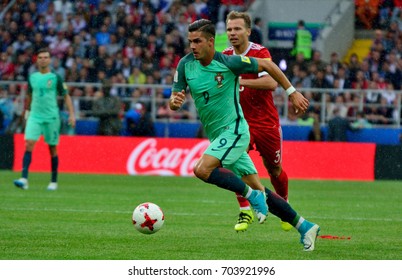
[169,90,186,110]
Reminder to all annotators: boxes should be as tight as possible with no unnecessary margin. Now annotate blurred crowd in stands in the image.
[0,0,401,138]
[283,0,402,129]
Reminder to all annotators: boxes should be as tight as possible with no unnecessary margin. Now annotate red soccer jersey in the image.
[222,42,280,129]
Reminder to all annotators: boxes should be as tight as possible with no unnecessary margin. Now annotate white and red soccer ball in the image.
[132,202,164,234]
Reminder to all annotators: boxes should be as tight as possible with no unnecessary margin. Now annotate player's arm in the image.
[64,93,76,128]
[24,80,33,120]
[170,59,187,111]
[169,90,186,111]
[239,74,278,90]
[58,75,76,128]
[240,54,277,90]
[256,58,309,113]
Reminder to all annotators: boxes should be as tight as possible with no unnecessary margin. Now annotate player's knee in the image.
[193,163,210,181]
[268,165,282,178]
[25,140,35,151]
[48,145,57,156]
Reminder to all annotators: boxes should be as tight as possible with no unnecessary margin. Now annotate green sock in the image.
[292,215,305,229]
[242,185,253,198]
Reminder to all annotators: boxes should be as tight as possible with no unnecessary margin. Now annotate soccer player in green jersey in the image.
[14,48,76,191]
[170,19,320,251]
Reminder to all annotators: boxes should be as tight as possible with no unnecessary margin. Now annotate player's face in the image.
[188,31,213,61]
[36,52,51,70]
[226,18,250,48]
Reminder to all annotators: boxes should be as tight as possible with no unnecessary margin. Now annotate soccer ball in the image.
[132,202,164,234]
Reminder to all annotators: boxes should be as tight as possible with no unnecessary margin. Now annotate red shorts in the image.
[249,126,283,168]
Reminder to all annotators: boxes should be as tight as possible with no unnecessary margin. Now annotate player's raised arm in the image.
[239,74,278,91]
[287,87,310,115]
[256,58,309,114]
[169,90,186,111]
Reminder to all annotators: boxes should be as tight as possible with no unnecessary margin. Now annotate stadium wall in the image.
[375,145,402,180]
[0,135,13,170]
[249,0,353,61]
[7,133,395,181]
[74,120,402,145]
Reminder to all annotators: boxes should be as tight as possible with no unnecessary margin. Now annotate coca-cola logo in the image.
[126,139,209,176]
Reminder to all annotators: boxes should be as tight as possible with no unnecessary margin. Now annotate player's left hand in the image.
[289,91,309,115]
[68,115,76,128]
[169,90,186,110]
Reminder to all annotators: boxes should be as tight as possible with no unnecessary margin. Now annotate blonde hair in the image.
[226,11,252,29]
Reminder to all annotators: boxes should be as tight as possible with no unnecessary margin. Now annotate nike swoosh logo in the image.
[211,148,220,151]
[187,77,196,81]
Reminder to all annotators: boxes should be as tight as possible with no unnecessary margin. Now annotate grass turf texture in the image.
[0,171,401,260]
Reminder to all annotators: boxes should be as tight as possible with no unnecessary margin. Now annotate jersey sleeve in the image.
[255,47,271,77]
[27,76,33,95]
[172,58,187,93]
[56,74,68,96]
[231,55,259,76]
[259,47,272,60]
[216,52,259,76]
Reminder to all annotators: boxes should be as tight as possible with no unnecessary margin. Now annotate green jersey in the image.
[28,71,67,121]
[173,52,258,140]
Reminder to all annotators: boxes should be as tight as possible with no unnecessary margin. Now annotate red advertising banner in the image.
[13,134,375,181]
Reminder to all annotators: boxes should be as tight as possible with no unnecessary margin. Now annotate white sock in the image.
[243,185,253,199]
[295,217,305,230]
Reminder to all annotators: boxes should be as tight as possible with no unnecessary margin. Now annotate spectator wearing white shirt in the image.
[381,82,397,104]
[51,57,66,80]
[12,33,32,55]
[54,0,73,20]
[44,28,58,45]
[365,80,382,104]
[71,14,87,35]
[193,0,208,16]
[51,12,68,33]
[49,31,71,59]
[327,94,348,121]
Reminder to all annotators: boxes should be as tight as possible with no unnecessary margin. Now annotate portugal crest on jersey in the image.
[215,73,224,88]
[47,79,52,88]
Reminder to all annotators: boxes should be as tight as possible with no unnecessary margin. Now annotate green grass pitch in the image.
[0,171,401,260]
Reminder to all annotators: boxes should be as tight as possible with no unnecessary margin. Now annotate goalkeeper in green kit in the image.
[14,48,75,191]
[169,19,320,251]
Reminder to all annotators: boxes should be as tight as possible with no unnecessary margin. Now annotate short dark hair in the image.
[36,48,50,56]
[102,79,112,93]
[357,111,365,117]
[188,19,215,38]
[254,17,261,25]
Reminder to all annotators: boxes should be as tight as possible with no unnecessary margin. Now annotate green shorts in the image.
[204,130,257,177]
[25,117,61,146]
